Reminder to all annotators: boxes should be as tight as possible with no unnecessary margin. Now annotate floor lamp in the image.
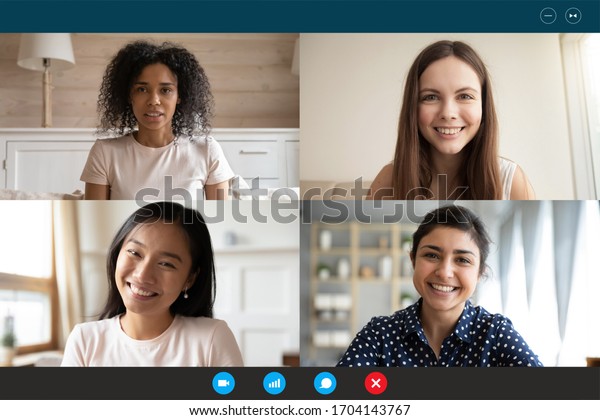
[17,33,76,128]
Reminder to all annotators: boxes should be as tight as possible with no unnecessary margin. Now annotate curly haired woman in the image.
[81,40,234,200]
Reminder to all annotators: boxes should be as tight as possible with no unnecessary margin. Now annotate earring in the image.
[183,288,189,299]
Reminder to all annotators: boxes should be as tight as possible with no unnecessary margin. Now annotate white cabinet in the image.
[0,128,299,194]
[285,140,300,188]
[1,129,95,194]
[7,141,94,194]
[216,128,300,189]
[219,140,280,188]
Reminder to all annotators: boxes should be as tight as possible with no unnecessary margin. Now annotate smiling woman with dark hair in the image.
[81,40,234,200]
[61,202,243,366]
[337,205,542,367]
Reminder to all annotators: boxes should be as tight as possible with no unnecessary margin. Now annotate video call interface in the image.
[0,0,599,418]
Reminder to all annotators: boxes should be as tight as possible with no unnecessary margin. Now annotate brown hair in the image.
[391,40,501,200]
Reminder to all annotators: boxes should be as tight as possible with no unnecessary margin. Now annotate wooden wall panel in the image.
[0,33,299,129]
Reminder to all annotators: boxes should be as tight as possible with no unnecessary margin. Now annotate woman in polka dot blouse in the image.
[337,205,543,367]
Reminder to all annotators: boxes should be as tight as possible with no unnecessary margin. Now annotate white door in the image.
[214,250,299,366]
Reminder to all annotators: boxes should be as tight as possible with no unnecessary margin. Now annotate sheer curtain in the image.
[52,201,83,348]
[498,209,530,337]
[491,201,600,366]
[521,202,560,365]
[557,201,600,365]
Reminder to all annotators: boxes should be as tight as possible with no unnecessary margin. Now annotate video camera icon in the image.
[212,372,235,395]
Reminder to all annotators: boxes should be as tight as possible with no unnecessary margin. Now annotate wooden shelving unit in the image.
[307,221,418,365]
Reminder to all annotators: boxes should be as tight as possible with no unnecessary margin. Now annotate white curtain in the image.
[520,201,560,365]
[557,201,600,365]
[583,202,600,359]
[52,201,83,348]
[498,210,529,336]
[495,201,600,366]
[498,213,514,308]
[552,202,581,341]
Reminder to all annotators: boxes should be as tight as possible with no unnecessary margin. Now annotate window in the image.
[581,35,600,198]
[561,33,600,199]
[478,201,600,366]
[0,201,57,353]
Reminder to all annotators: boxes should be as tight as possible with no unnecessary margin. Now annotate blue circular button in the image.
[540,7,557,24]
[565,8,582,24]
[212,372,235,395]
[263,371,286,395]
[314,372,337,395]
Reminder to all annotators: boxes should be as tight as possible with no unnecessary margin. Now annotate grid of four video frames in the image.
[1,32,599,401]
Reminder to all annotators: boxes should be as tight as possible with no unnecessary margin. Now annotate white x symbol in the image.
[371,379,381,388]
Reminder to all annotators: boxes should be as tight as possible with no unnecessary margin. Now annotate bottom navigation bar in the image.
[0,367,598,400]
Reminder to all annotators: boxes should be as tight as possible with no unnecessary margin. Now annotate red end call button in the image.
[364,371,388,395]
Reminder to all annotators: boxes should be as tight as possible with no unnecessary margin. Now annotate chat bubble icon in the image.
[314,372,337,395]
[319,377,332,389]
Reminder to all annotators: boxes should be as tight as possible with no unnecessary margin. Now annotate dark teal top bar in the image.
[0,1,598,32]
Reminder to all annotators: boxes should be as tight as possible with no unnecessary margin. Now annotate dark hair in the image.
[100,202,215,319]
[97,40,214,138]
[391,40,501,199]
[410,205,491,276]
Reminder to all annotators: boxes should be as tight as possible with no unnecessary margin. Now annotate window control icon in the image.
[565,8,582,24]
[540,7,557,24]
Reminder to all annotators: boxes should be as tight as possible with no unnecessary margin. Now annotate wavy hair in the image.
[392,40,501,200]
[97,40,214,138]
[100,202,216,319]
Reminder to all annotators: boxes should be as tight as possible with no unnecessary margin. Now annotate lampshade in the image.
[18,33,75,71]
[17,34,75,127]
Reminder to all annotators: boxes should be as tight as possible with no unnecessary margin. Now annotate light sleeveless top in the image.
[499,157,517,199]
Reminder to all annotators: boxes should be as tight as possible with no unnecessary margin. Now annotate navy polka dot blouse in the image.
[336,299,543,367]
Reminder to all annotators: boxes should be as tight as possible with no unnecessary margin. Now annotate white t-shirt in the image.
[61,315,244,367]
[80,134,235,200]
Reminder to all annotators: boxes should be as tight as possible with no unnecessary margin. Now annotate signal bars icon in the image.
[267,378,281,389]
[263,372,286,395]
